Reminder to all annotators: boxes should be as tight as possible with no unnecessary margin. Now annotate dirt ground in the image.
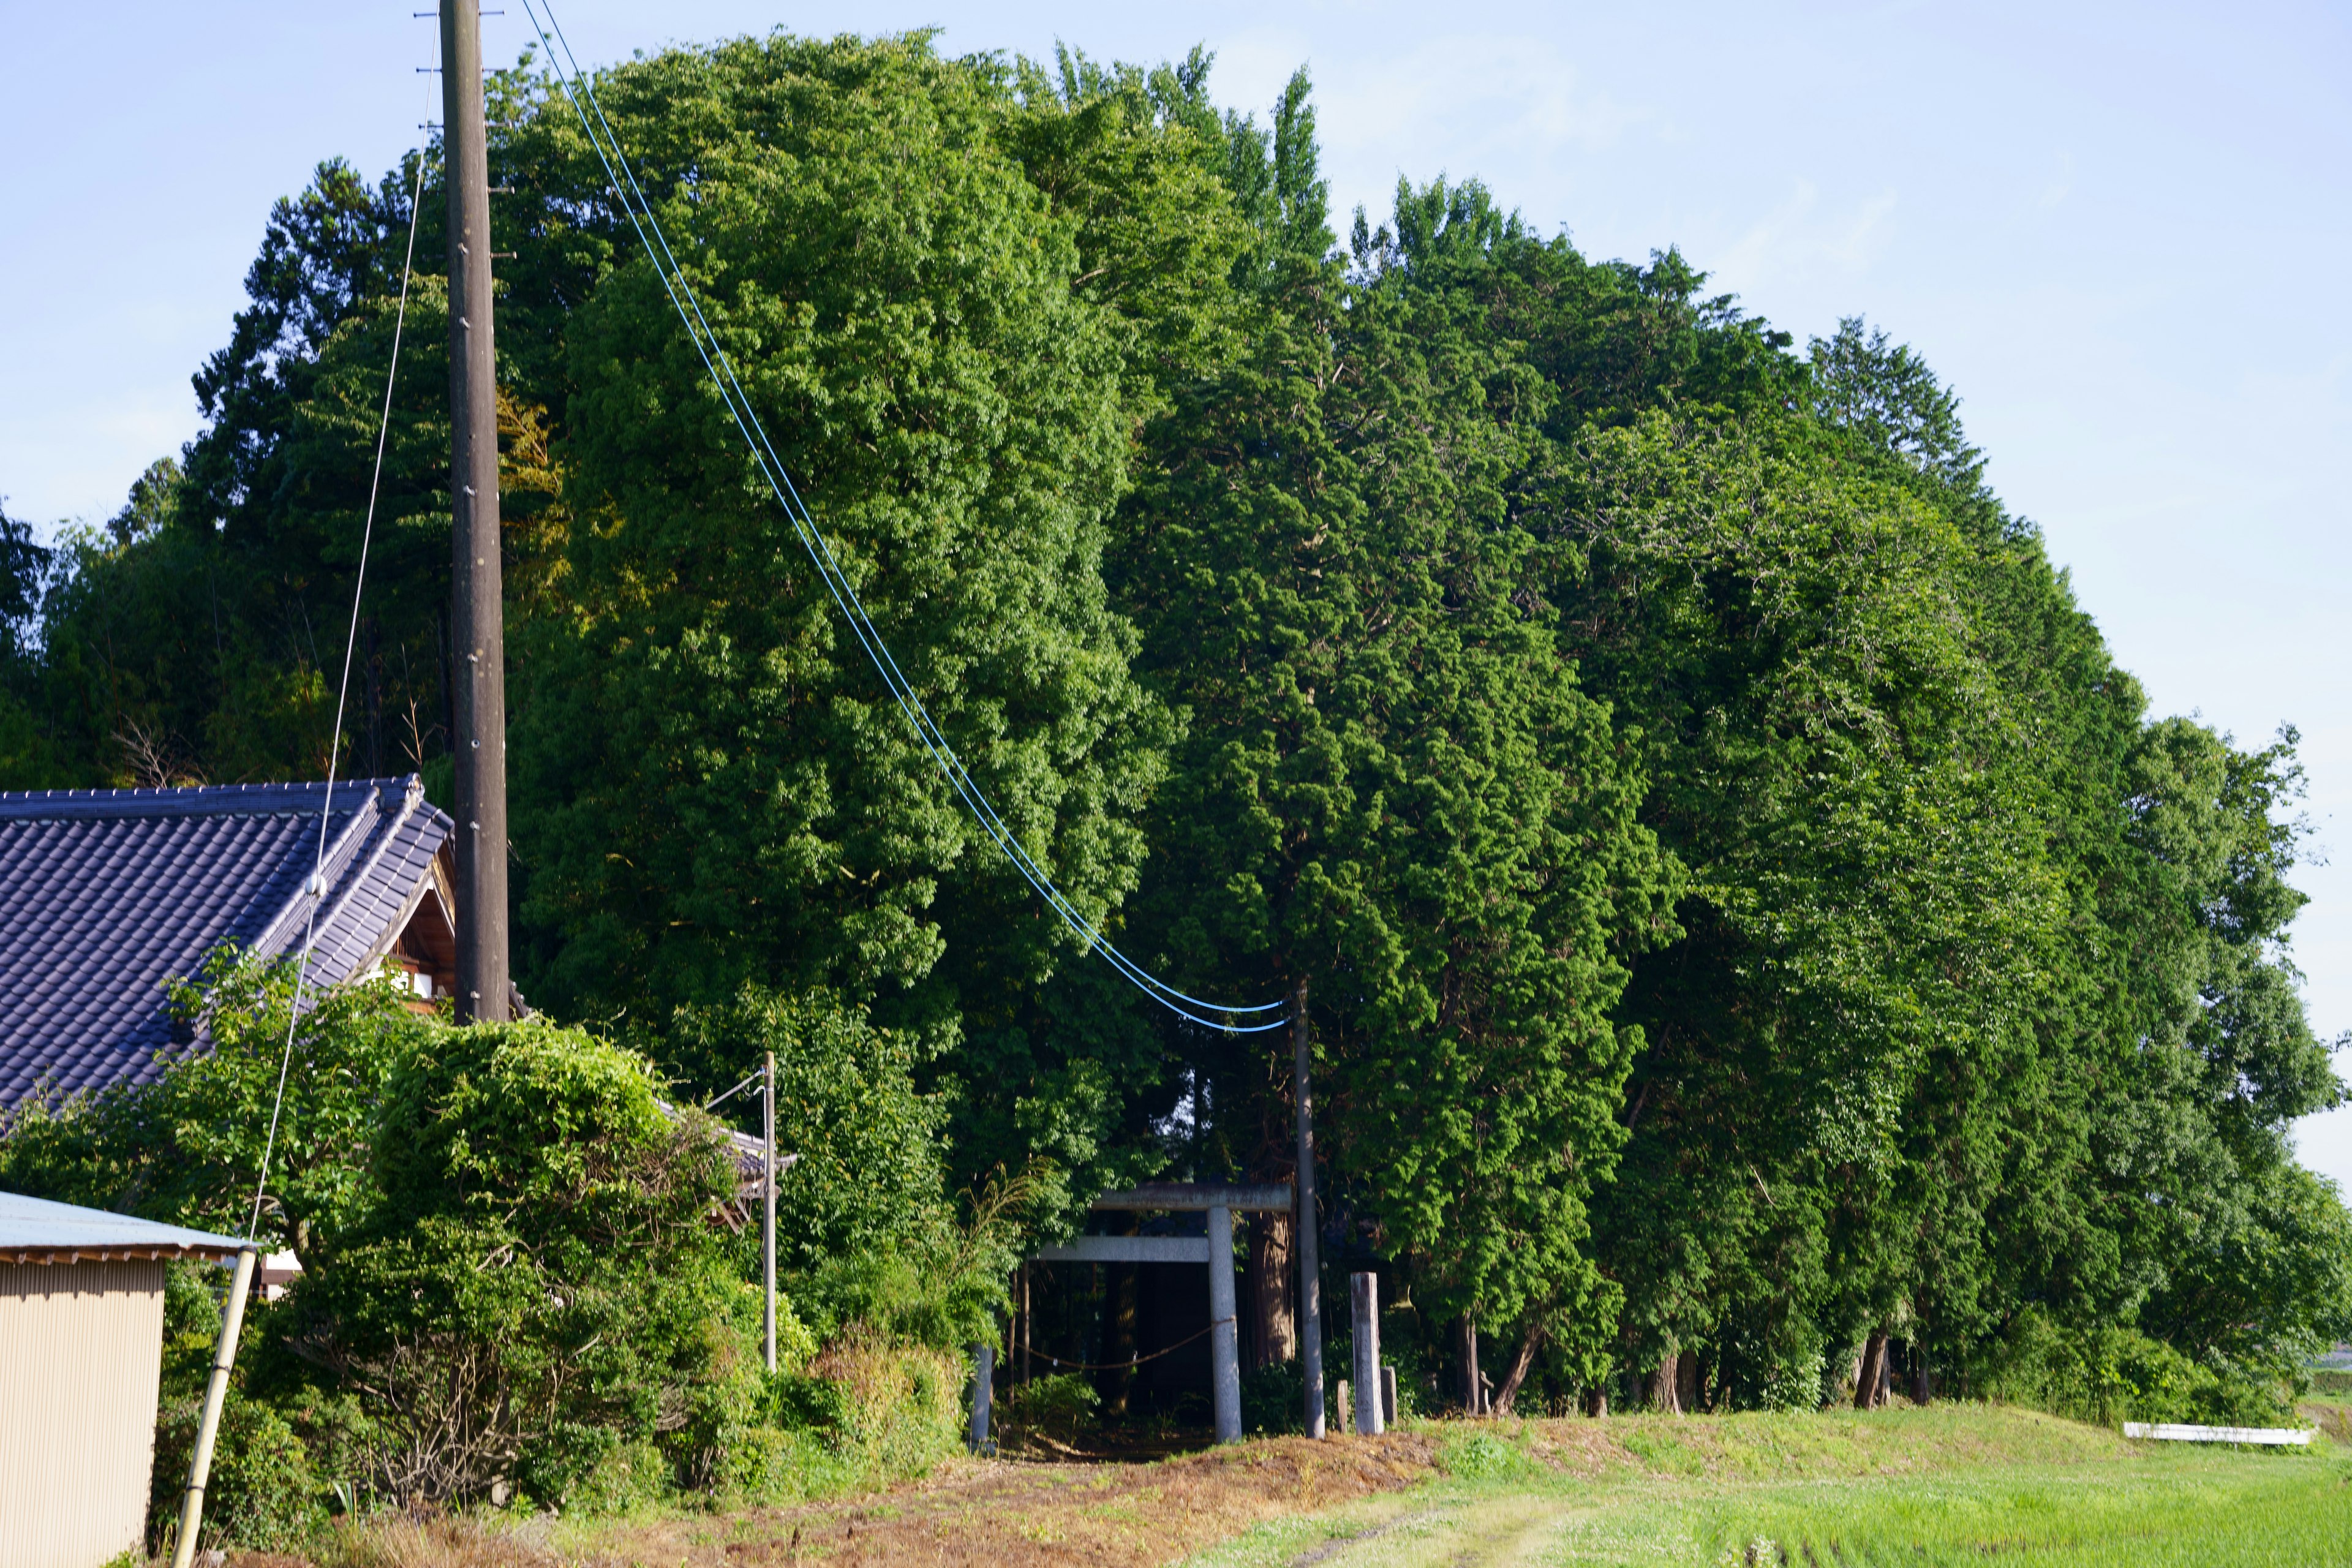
[315,1431,1439,1568]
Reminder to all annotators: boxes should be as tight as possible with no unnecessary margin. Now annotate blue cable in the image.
[516,1,1288,1033]
[532,14,1284,1025]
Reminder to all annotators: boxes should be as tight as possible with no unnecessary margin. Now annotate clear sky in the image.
[4,1,2348,1179]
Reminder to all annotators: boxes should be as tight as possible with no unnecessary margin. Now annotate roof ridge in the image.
[0,774,424,822]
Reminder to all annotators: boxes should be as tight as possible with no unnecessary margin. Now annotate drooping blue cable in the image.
[512,8,1263,1031]
[530,12,1284,1025]
[516,1,1287,1032]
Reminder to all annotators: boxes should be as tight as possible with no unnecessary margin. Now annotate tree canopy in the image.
[5,26,2343,1424]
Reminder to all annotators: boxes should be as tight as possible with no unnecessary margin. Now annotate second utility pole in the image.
[1293,977,1325,1438]
[441,0,509,1022]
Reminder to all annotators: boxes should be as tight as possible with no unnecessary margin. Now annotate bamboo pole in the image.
[170,1246,257,1568]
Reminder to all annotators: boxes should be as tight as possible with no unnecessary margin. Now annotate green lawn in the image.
[1185,1405,2351,1567]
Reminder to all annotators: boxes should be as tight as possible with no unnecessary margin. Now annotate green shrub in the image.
[277,1019,761,1509]
[148,1389,326,1554]
[808,1329,967,1480]
[1978,1309,2291,1427]
[1439,1430,1546,1483]
[725,1423,859,1502]
[666,986,1044,1353]
[1001,1371,1102,1446]
[766,1369,853,1431]
[561,1438,674,1516]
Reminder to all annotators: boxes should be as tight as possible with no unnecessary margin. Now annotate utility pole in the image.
[441,0,509,1022]
[763,1050,778,1373]
[1292,977,1325,1438]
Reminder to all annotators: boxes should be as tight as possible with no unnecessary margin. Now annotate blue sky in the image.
[5,1,2348,1178]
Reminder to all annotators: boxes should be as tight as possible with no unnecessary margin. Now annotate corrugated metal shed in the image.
[0,1194,244,1568]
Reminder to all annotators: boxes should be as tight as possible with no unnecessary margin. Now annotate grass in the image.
[233,1404,2346,1567]
[1185,1404,2352,1567]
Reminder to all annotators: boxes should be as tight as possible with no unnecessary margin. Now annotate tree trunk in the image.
[1648,1351,1682,1415]
[1248,1210,1295,1369]
[1676,1348,1700,1415]
[1460,1317,1484,1416]
[1581,1386,1608,1418]
[1491,1324,1547,1416]
[1911,1344,1932,1406]
[1854,1328,1888,1411]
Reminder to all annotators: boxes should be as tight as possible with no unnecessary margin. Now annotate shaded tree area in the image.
[4,28,2343,1425]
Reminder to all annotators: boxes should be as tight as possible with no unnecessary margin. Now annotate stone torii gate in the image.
[1031,1181,1292,1443]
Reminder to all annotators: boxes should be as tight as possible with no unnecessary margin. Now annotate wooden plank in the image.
[1033,1235,1212,1265]
[2123,1421,2312,1446]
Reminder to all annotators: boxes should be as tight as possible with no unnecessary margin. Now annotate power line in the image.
[246,103,435,1242]
[518,0,1287,1034]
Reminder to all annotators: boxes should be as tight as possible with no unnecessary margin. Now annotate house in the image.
[0,775,458,1108]
[0,1191,246,1567]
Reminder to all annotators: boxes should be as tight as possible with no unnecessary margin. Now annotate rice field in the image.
[1186,1405,2352,1567]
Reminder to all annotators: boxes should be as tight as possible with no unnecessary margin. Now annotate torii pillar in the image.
[1033,1181,1292,1443]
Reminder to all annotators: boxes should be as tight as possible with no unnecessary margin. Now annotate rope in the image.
[1028,1316,1235,1373]
[517,0,1289,1034]
[244,120,432,1243]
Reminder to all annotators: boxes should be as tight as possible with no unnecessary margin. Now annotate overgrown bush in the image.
[666,984,1046,1353]
[1000,1371,1102,1447]
[1977,1309,2293,1427]
[273,1019,758,1509]
[148,1389,326,1555]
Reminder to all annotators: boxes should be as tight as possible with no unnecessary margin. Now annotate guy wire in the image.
[246,108,435,1243]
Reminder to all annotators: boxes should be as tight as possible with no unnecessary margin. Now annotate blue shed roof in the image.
[0,1190,247,1261]
[0,775,452,1107]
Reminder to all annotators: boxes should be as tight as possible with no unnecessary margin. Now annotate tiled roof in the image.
[0,775,452,1107]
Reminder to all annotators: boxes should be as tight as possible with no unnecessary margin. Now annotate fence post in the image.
[967,1342,995,1453]
[1351,1272,1383,1434]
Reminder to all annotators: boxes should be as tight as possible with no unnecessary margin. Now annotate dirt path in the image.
[352,1433,1439,1568]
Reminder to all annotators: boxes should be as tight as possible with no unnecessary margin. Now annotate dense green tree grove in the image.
[6,28,2345,1423]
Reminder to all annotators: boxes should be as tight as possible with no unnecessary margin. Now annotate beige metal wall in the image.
[0,1261,167,1568]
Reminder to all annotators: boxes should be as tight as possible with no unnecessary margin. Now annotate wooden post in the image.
[170,1247,257,1568]
[967,1343,994,1453]
[1461,1316,1483,1417]
[1381,1364,1398,1426]
[1292,978,1325,1438]
[440,0,509,1022]
[1208,1203,1242,1443]
[1351,1272,1383,1435]
[1019,1262,1031,1385]
[763,1049,777,1374]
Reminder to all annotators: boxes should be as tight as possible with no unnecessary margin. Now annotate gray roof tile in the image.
[0,775,453,1107]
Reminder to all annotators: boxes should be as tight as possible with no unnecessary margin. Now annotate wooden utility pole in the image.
[441,0,509,1022]
[1292,978,1326,1438]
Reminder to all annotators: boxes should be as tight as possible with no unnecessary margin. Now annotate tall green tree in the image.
[1112,170,1680,1370]
[508,34,1172,1077]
